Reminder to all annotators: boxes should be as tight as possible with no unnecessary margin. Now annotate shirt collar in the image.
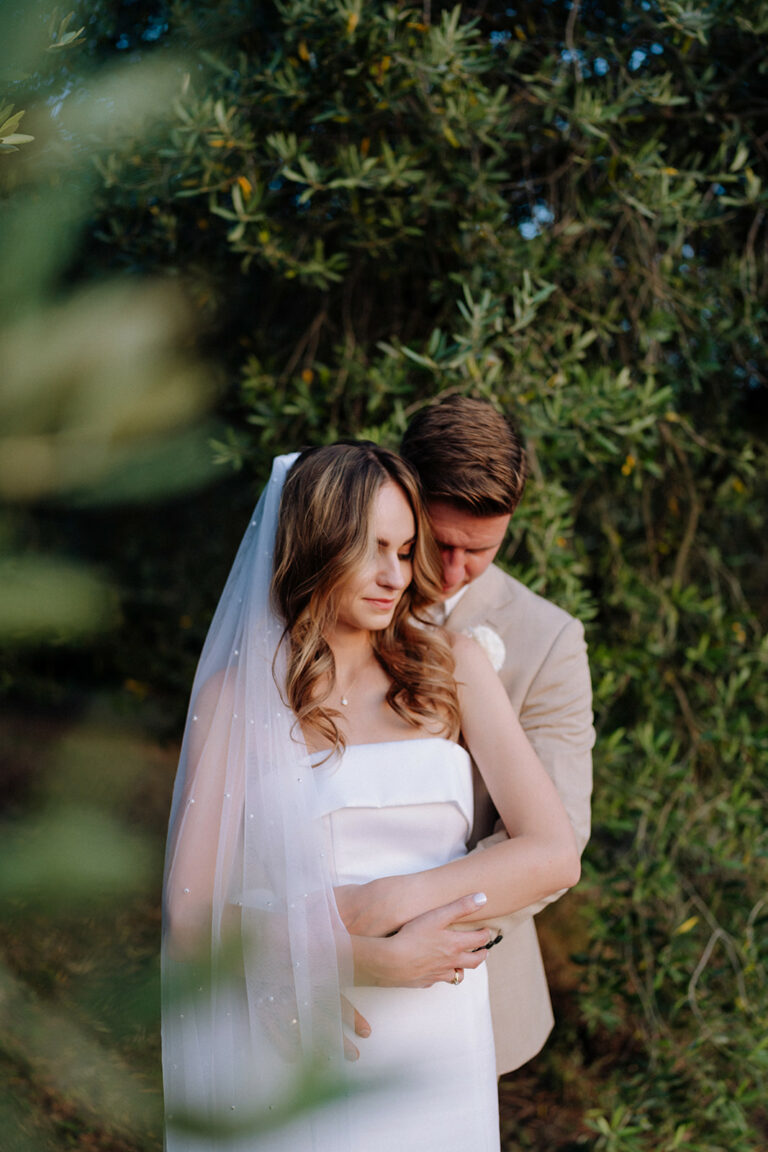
[442,583,471,620]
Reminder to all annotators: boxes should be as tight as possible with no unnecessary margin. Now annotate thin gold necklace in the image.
[336,655,373,706]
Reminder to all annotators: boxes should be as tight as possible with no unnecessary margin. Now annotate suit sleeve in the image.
[474,616,594,922]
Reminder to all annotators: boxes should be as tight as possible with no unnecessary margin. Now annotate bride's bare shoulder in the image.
[444,629,494,681]
[187,670,241,749]
[193,667,235,711]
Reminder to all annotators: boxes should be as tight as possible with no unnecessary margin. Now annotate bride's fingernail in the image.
[472,892,487,906]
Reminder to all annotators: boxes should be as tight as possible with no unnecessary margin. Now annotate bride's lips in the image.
[364,598,396,610]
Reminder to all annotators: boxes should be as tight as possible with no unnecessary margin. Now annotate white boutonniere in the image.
[463,625,506,672]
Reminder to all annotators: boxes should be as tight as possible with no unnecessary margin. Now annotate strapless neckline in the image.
[310,734,462,754]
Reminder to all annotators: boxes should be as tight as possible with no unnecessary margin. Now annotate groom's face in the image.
[427,501,511,600]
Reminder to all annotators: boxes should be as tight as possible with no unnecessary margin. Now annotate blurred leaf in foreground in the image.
[0,555,115,644]
[0,280,215,504]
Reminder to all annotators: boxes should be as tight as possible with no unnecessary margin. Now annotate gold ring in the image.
[452,969,461,985]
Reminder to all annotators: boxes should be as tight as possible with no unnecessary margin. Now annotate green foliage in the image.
[5,0,768,1149]
[0,8,224,1148]
[0,106,34,153]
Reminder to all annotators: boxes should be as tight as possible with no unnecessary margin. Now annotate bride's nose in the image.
[378,552,408,589]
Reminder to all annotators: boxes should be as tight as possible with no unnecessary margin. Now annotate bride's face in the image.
[333,480,416,635]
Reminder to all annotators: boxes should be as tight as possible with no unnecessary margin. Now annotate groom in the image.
[400,396,594,1076]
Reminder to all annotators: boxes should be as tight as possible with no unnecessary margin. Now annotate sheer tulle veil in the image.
[162,454,353,1150]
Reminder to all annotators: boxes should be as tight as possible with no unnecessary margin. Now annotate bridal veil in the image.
[162,454,353,1150]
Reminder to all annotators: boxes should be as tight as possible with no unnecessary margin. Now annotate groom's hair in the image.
[401,396,526,517]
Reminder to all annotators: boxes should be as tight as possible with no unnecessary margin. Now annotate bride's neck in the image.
[325,628,375,679]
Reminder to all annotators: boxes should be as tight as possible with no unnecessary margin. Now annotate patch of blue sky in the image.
[735,362,761,387]
[519,201,555,240]
[560,47,595,77]
[47,82,73,119]
[142,18,168,43]
[533,202,555,226]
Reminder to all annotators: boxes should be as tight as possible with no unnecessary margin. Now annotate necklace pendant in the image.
[340,695,349,706]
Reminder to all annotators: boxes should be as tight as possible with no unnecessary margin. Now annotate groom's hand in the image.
[341,993,371,1061]
[335,876,417,937]
[335,880,393,937]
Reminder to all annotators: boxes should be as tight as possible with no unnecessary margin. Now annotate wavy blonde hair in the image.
[272,442,459,751]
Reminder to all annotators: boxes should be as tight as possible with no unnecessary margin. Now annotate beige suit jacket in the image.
[446,563,594,1076]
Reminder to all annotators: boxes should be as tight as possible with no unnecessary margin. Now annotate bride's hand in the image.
[353,894,499,989]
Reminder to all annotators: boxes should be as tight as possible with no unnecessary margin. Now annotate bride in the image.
[162,443,579,1152]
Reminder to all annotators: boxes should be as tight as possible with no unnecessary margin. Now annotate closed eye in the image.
[377,536,415,560]
[438,544,493,555]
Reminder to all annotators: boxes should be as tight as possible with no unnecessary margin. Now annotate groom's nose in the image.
[441,547,466,587]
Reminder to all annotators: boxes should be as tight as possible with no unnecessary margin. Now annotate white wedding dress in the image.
[166,736,500,1152]
[302,736,500,1152]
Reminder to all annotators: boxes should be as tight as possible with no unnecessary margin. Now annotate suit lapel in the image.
[444,565,513,632]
